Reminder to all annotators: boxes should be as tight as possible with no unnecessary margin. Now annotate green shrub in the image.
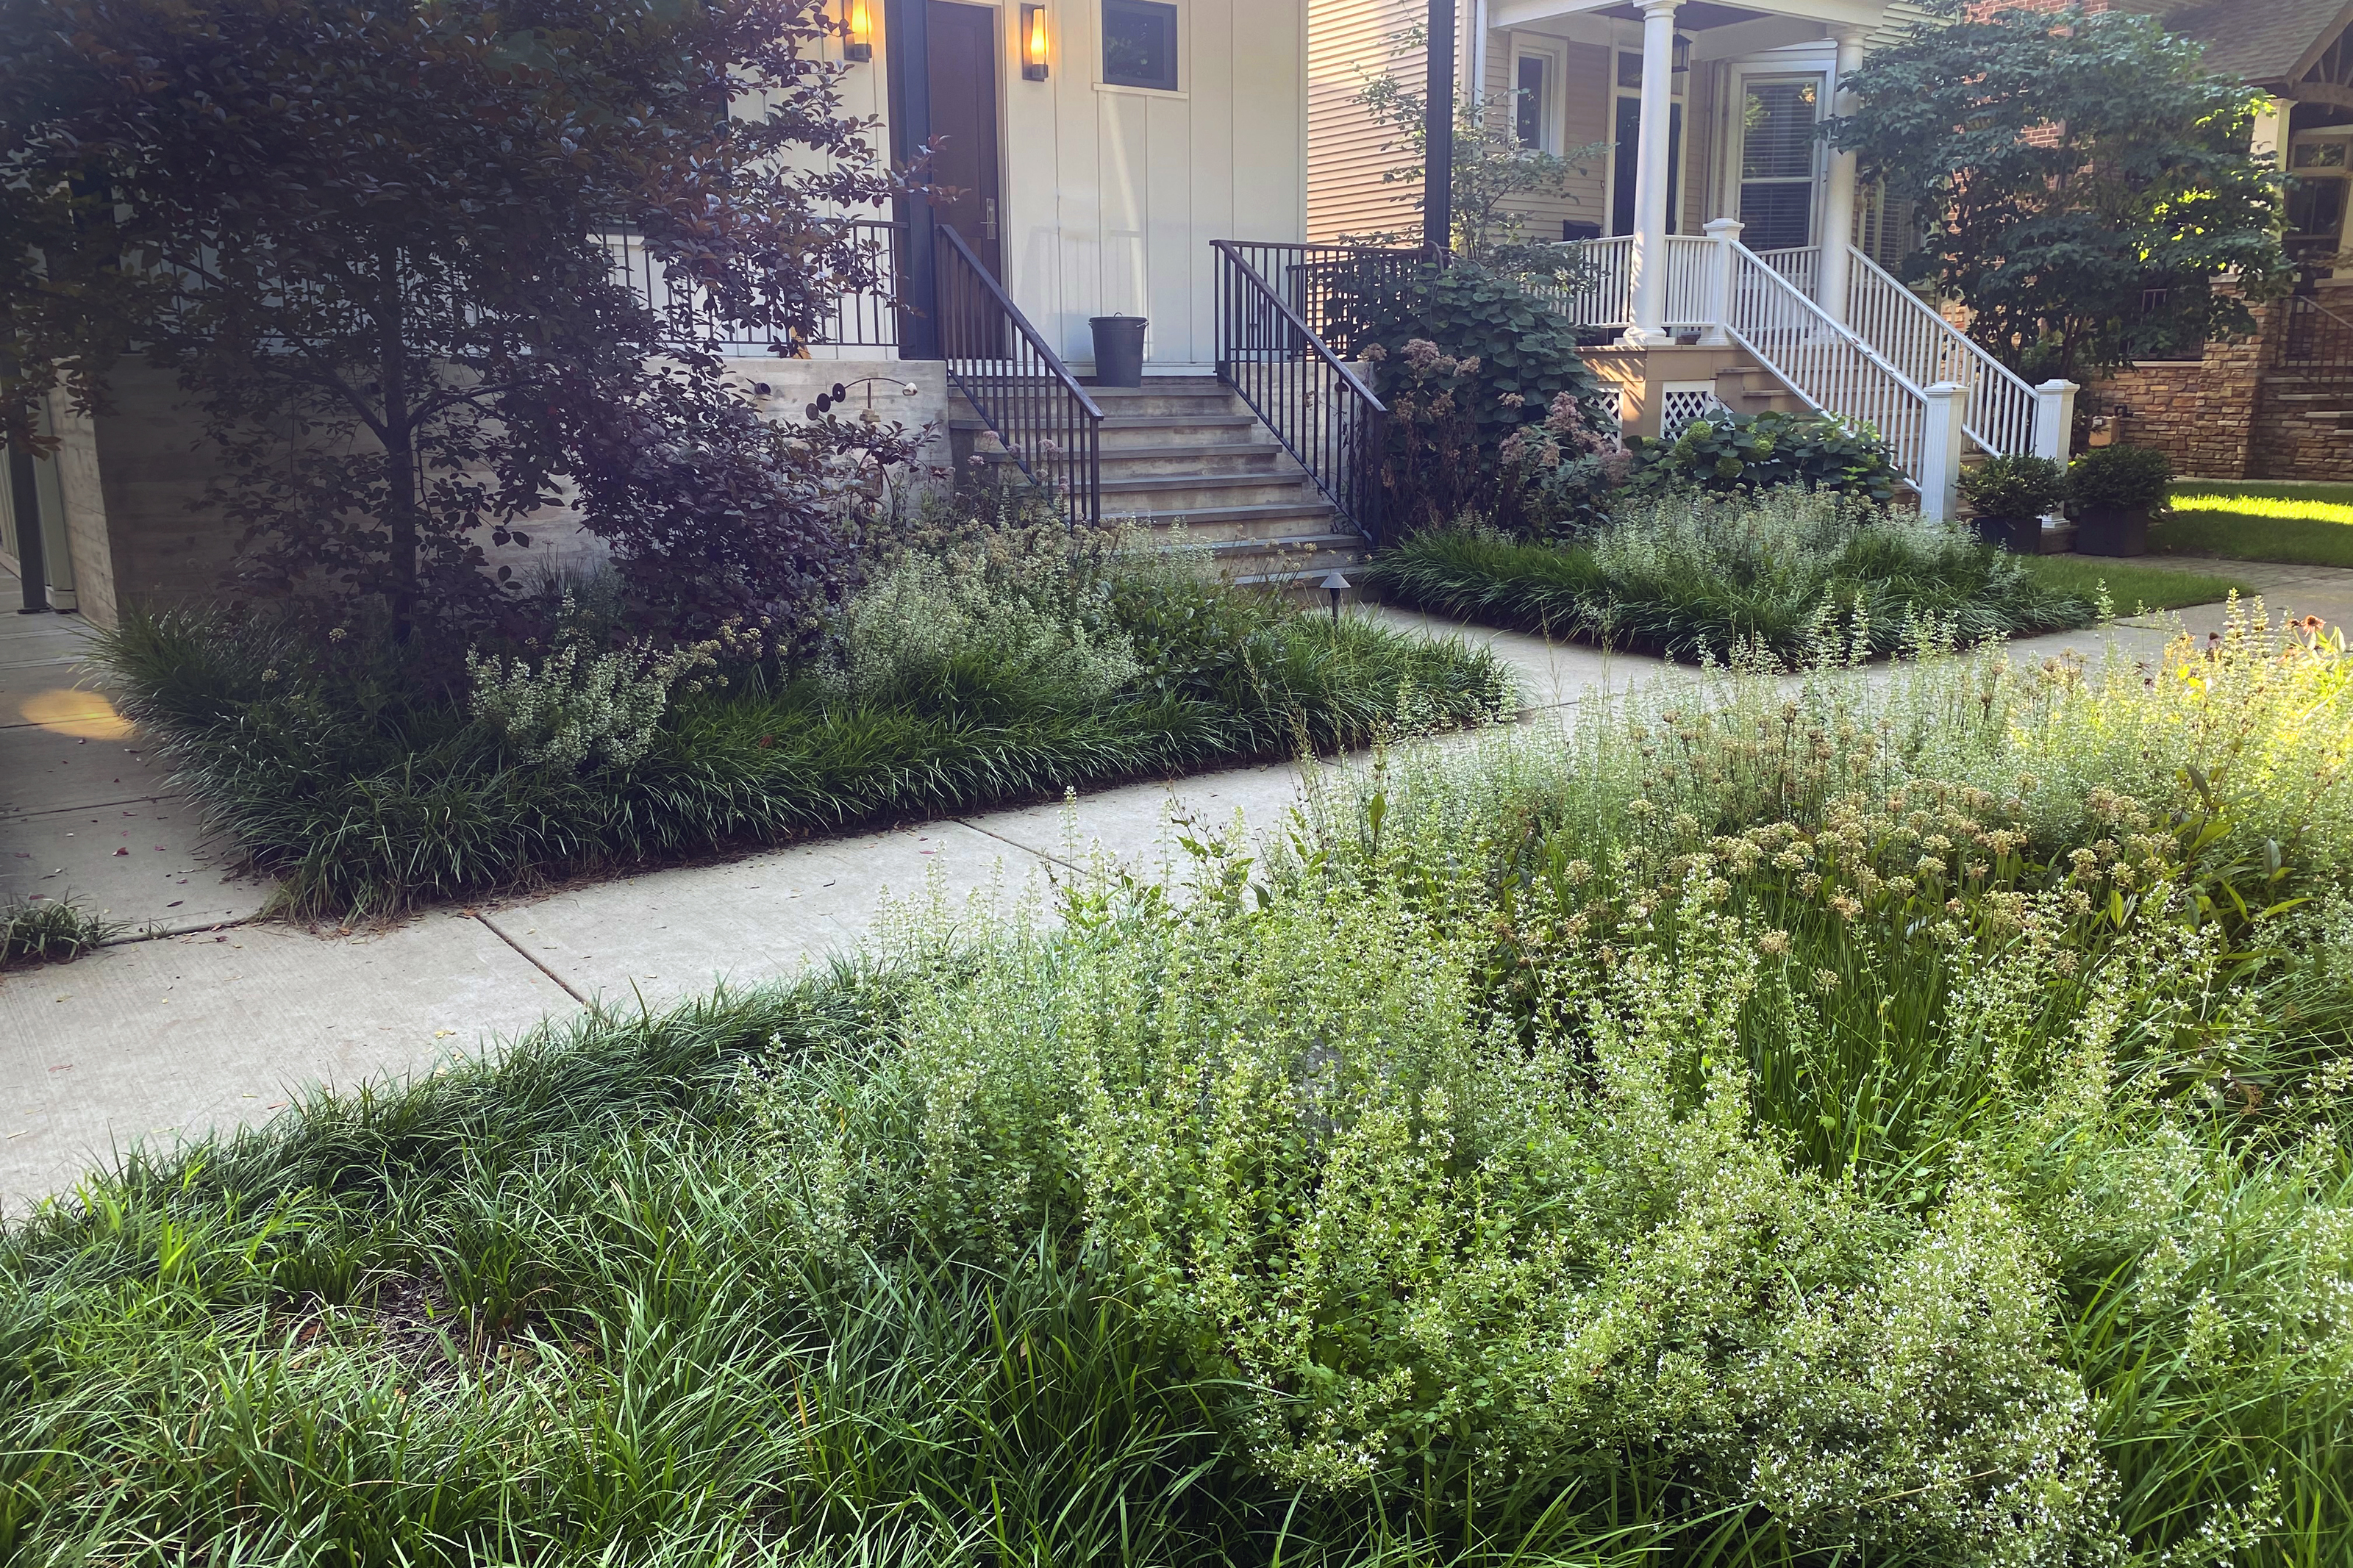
[93,534,1514,917]
[1330,260,1613,533]
[1627,409,1901,504]
[1367,486,2095,661]
[2068,443,2172,512]
[1959,453,2067,519]
[465,615,728,770]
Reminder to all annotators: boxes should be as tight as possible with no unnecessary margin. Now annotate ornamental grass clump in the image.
[1368,485,2097,662]
[1,895,119,967]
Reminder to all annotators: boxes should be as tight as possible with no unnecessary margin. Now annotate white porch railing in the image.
[1718,243,1934,491]
[1554,232,1935,485]
[1755,246,1818,300]
[1552,228,2079,516]
[1547,235,1721,337]
[1840,249,2039,459]
[1552,235,1633,332]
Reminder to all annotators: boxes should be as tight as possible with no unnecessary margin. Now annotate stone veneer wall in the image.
[2088,300,2279,479]
[2250,389,2353,481]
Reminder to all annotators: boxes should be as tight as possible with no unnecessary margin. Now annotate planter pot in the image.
[1089,315,1147,387]
[1969,515,2044,554]
[2073,504,2150,556]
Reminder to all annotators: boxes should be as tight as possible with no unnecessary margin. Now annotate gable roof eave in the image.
[2118,0,2353,91]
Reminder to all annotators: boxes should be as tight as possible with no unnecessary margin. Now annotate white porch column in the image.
[1918,382,1967,523]
[2032,379,2078,464]
[1699,217,1742,346]
[1815,25,1868,325]
[1623,0,1679,346]
[2252,95,2293,171]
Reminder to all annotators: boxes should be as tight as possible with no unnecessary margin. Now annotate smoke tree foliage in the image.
[0,0,913,647]
[1832,2,2292,384]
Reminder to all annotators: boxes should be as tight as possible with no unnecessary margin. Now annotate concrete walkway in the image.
[7,554,2351,1209]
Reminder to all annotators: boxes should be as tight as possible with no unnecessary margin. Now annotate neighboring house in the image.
[1308,0,2076,520]
[2079,0,2353,481]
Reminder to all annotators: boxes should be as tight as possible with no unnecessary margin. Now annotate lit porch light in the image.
[843,0,874,61]
[1021,4,1049,80]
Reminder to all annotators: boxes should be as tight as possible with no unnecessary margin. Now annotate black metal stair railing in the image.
[601,218,905,351]
[2279,294,2353,372]
[1212,240,1415,548]
[934,223,1103,526]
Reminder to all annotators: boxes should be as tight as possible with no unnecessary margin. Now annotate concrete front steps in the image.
[1711,362,1810,419]
[950,376,1372,593]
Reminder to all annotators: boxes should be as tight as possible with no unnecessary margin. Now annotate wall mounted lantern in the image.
[842,0,874,61]
[1021,4,1050,79]
[1670,32,1690,77]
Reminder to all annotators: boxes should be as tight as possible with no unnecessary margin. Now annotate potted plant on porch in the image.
[1957,454,2065,552]
[2066,444,2171,556]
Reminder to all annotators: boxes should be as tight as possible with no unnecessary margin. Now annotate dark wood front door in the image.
[926,1,1003,280]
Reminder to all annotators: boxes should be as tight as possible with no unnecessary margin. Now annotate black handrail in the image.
[2279,294,2353,372]
[599,218,904,351]
[934,223,1103,527]
[1212,240,1394,548]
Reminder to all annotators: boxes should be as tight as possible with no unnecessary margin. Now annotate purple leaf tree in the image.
[1,0,920,648]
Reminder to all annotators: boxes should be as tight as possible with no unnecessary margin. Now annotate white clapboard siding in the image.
[1307,0,1424,240]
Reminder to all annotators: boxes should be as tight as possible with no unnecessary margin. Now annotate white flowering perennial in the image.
[825,547,1142,707]
[465,611,721,770]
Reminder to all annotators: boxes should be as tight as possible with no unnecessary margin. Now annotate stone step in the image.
[1097,443,1293,477]
[1107,497,1338,535]
[949,414,1270,448]
[1202,531,1369,568]
[1101,473,1324,512]
[1108,501,1338,543]
[1076,383,1243,418]
[1229,559,1379,604]
[967,442,1291,479]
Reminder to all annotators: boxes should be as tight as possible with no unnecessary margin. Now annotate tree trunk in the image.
[379,235,419,642]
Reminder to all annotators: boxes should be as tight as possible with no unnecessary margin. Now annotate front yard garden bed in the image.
[100,529,1511,918]
[1366,487,2139,662]
[13,609,2353,1565]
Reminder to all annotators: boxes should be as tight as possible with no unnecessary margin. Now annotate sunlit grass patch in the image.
[2157,484,2353,566]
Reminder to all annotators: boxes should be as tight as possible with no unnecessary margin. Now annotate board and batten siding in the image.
[826,0,1307,368]
[996,0,1310,368]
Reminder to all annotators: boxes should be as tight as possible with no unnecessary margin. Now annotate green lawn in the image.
[2155,481,2353,567]
[2014,552,2250,615]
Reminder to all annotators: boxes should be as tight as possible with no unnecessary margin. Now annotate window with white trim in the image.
[1735,76,1821,252]
[1513,51,1552,151]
